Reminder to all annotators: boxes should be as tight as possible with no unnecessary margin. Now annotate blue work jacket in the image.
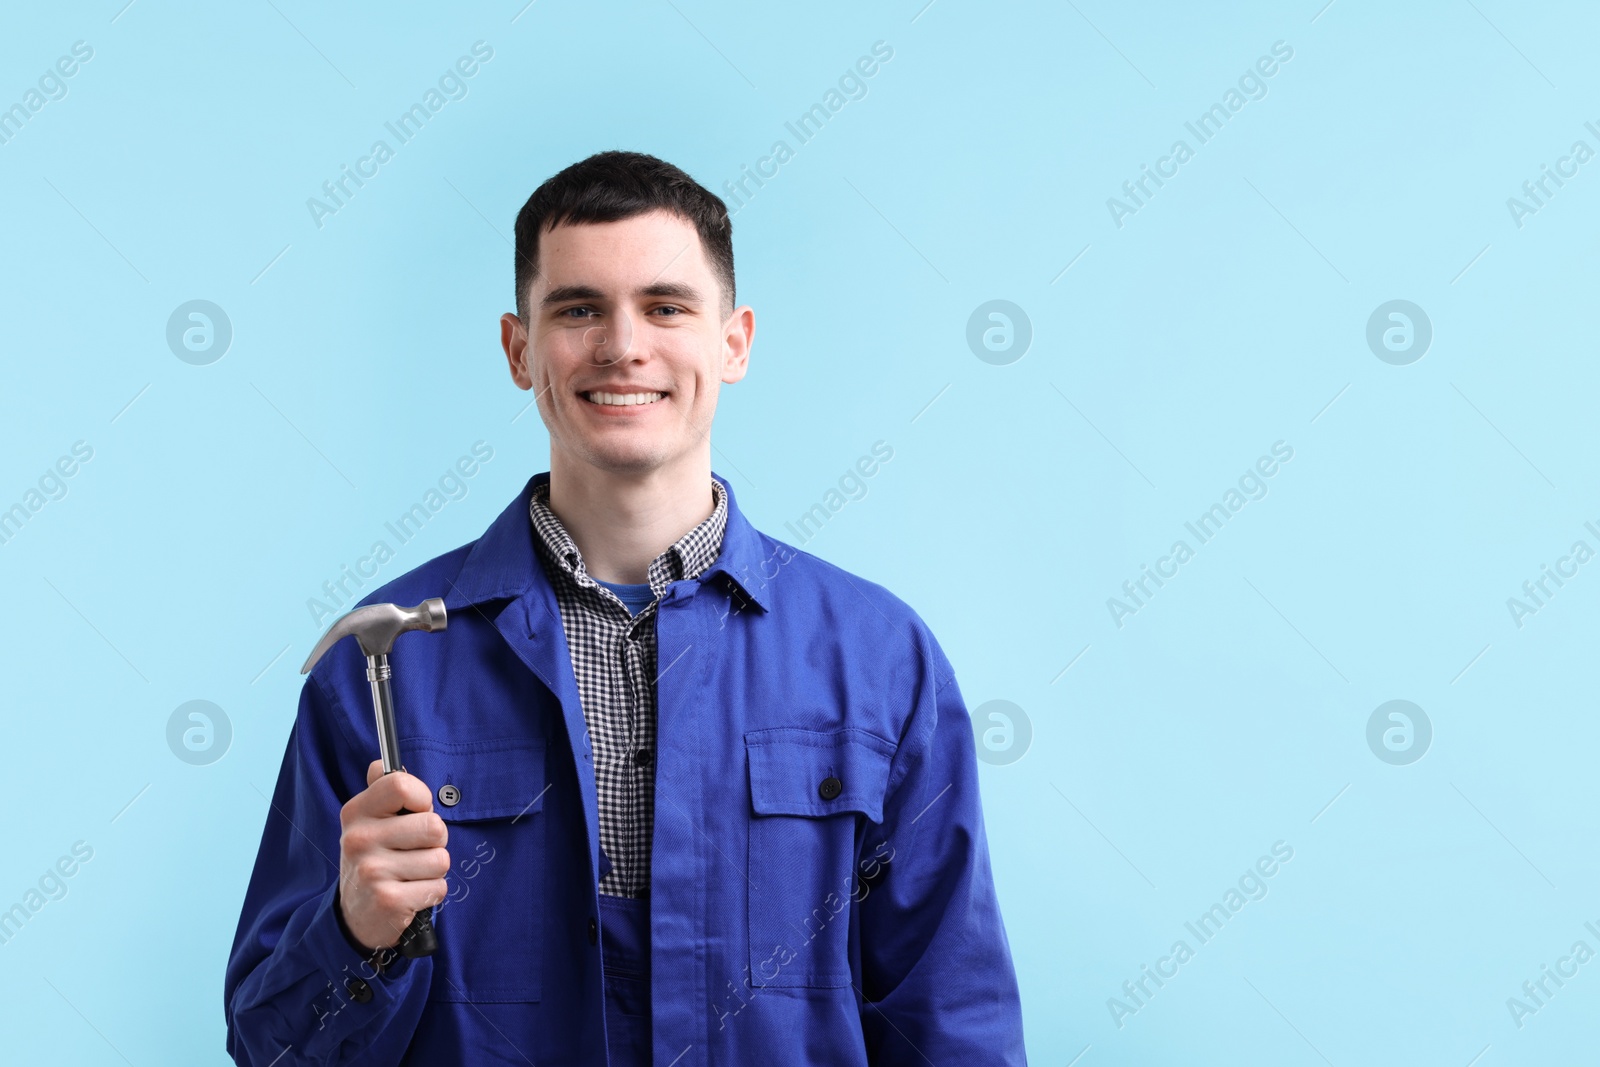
[225,471,1027,1065]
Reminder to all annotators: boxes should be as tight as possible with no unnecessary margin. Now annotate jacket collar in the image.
[445,470,774,614]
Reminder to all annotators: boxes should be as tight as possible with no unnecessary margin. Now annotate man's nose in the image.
[580,309,635,366]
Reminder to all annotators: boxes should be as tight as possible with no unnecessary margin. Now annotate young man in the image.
[225,151,1027,1065]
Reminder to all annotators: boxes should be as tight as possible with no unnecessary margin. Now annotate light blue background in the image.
[2,1,1596,1063]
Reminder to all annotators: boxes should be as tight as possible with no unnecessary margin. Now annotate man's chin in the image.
[574,442,674,477]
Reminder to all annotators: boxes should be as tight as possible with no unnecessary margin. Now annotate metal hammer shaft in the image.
[366,653,404,775]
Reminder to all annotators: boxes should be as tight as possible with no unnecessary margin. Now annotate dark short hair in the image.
[513,150,735,323]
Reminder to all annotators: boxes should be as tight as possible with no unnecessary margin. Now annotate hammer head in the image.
[300,598,448,673]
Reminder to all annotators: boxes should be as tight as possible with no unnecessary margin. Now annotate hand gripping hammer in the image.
[301,598,448,958]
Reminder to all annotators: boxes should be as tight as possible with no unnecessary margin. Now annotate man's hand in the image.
[336,760,451,953]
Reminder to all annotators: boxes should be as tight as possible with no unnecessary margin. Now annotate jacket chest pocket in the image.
[744,727,895,989]
[403,736,546,1003]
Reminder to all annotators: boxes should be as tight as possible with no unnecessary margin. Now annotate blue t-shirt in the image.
[593,577,655,616]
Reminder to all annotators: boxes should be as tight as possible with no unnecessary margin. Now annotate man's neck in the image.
[546,452,716,584]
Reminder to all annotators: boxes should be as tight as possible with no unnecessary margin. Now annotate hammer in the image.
[302,598,448,958]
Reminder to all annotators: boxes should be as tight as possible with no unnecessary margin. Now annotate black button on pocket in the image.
[746,729,895,989]
[405,736,546,1004]
[344,976,373,1004]
[633,749,652,767]
[588,917,598,945]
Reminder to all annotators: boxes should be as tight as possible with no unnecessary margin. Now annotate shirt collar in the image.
[528,475,728,598]
[446,471,774,614]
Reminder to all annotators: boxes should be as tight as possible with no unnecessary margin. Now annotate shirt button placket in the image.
[626,627,652,898]
[615,627,639,897]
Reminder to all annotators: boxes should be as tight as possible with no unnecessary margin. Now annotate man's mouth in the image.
[580,390,669,407]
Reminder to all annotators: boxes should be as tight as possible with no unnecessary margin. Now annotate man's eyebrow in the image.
[540,284,603,309]
[540,281,706,309]
[637,281,704,304]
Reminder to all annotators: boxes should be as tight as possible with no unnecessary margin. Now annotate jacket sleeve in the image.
[857,627,1028,1064]
[224,672,433,1065]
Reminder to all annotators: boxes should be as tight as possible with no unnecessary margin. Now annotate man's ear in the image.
[720,305,754,385]
[501,312,533,390]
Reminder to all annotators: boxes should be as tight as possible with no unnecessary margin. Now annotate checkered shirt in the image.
[528,476,728,898]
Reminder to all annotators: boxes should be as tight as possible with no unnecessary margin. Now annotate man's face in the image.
[501,210,752,478]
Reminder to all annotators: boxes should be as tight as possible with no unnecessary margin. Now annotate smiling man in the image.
[225,151,1027,1066]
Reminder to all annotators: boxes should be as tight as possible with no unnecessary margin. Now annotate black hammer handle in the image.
[393,800,439,958]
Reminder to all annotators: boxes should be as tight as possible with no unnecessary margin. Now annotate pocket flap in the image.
[402,737,546,822]
[745,727,894,822]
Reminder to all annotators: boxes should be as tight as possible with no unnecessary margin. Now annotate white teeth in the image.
[584,391,666,407]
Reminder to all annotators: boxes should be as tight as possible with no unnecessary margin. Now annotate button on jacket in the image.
[224,471,1028,1066]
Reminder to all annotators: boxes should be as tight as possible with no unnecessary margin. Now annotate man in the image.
[225,151,1027,1065]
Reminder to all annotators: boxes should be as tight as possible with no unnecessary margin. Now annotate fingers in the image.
[366,759,384,788]
[385,811,449,851]
[345,876,450,950]
[344,770,434,824]
[342,809,448,855]
[352,845,452,886]
[379,879,449,919]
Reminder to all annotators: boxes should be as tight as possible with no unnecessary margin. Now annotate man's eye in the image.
[560,306,596,319]
[653,306,682,317]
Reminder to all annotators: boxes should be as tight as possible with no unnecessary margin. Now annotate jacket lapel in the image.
[444,474,604,888]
